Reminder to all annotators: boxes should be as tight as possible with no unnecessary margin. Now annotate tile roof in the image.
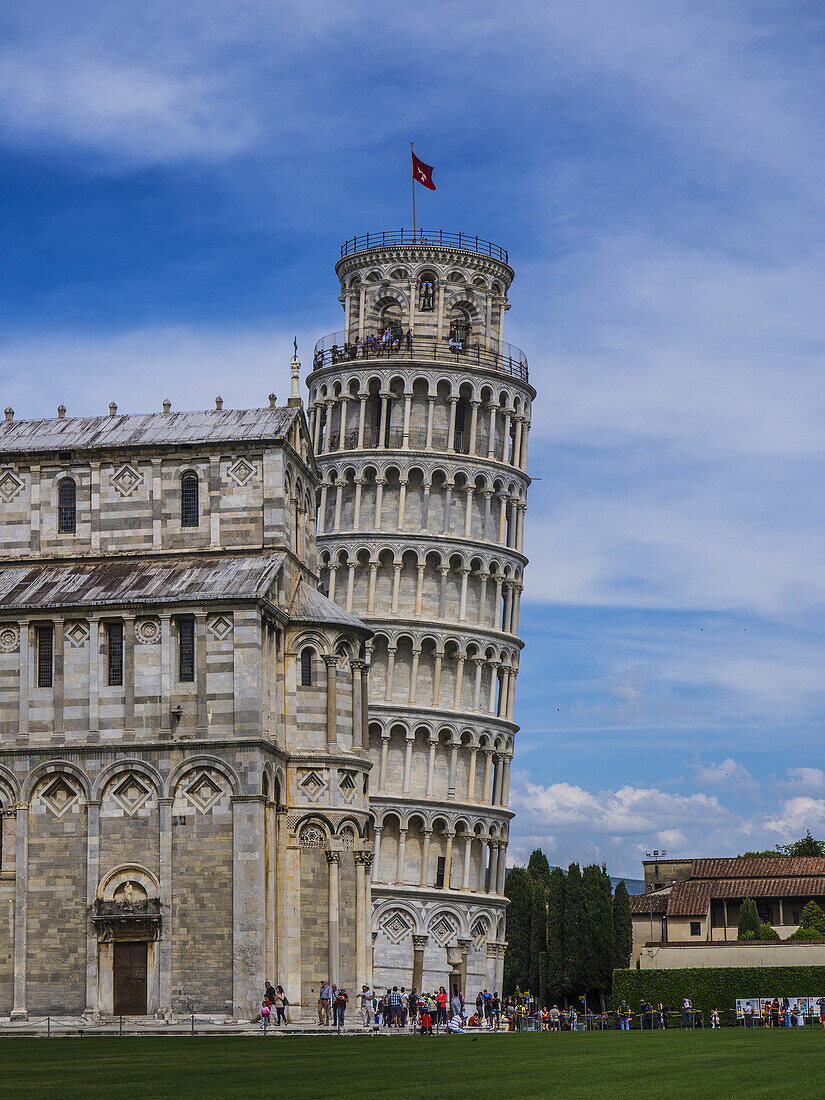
[288,578,371,632]
[0,407,300,455]
[666,874,825,916]
[690,857,825,879]
[0,553,284,611]
[629,892,669,914]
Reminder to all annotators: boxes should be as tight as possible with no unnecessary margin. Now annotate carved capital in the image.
[412,935,429,950]
[325,850,341,866]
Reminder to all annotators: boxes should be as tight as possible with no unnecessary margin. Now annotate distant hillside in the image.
[611,876,644,894]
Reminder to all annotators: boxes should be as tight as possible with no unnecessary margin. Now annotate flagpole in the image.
[410,141,416,239]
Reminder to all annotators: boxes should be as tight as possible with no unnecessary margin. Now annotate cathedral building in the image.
[0,230,532,1019]
[308,231,533,996]
[0,377,373,1021]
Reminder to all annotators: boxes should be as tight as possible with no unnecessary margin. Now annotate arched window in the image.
[181,472,199,528]
[58,478,76,534]
[300,647,314,687]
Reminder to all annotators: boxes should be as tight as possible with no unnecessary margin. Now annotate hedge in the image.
[612,965,825,1014]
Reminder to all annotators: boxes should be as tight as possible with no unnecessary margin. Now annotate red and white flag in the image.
[411,151,436,191]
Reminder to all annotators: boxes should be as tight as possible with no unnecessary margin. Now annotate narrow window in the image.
[180,473,199,528]
[107,621,123,686]
[178,617,195,682]
[435,855,446,889]
[36,624,53,687]
[300,647,313,686]
[58,478,76,534]
[690,921,701,937]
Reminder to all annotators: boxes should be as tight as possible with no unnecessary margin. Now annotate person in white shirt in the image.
[357,985,374,1028]
[448,1012,466,1035]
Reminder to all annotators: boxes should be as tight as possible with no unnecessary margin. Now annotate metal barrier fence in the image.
[311,332,529,383]
[340,231,510,264]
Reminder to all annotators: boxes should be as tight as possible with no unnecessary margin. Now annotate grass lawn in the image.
[1,1028,822,1099]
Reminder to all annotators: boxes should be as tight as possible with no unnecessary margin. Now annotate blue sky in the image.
[2,1,824,876]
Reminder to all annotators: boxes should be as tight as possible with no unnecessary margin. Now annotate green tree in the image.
[562,862,584,1002]
[527,848,552,888]
[778,831,825,857]
[737,898,761,939]
[612,880,633,971]
[800,900,825,934]
[546,866,566,1003]
[757,922,780,941]
[582,864,614,1009]
[503,867,532,995]
[529,877,548,996]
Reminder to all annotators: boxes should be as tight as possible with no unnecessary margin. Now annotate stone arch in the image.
[23,760,91,802]
[97,863,160,902]
[166,755,240,800]
[93,759,163,801]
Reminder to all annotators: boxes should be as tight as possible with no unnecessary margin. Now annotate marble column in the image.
[326,850,341,985]
[84,799,101,1015]
[412,935,428,994]
[232,795,267,1019]
[11,801,29,1019]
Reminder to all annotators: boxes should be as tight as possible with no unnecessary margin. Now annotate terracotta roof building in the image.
[628,856,825,970]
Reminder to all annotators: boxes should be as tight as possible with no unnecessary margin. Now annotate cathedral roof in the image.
[287,577,371,633]
[0,407,300,455]
[0,552,284,610]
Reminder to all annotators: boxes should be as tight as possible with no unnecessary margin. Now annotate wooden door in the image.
[113,941,148,1015]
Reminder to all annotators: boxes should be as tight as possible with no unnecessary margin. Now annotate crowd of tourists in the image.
[319,324,470,367]
[322,325,412,366]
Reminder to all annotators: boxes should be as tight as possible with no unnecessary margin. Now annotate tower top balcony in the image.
[310,331,529,384]
[339,230,509,265]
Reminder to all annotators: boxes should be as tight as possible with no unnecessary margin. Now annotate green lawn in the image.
[1,1029,822,1099]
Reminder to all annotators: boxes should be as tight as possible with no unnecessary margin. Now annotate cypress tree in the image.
[546,866,566,1003]
[737,897,760,939]
[562,862,583,1003]
[527,848,552,888]
[582,864,614,1009]
[800,900,825,934]
[612,880,633,971]
[503,867,532,994]
[529,877,548,996]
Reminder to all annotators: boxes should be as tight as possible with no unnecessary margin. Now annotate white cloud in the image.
[784,768,825,794]
[689,757,753,788]
[763,797,825,839]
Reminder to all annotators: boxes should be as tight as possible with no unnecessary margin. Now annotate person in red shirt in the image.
[333,987,349,1027]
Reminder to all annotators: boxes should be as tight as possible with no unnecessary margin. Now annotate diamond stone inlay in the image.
[65,621,89,648]
[111,463,144,498]
[227,458,256,486]
[429,914,457,946]
[184,772,223,814]
[110,774,151,817]
[41,776,80,818]
[0,469,24,503]
[381,910,413,944]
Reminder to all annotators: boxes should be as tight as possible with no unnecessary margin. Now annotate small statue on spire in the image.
[288,337,302,407]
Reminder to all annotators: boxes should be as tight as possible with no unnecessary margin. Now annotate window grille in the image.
[36,624,53,687]
[58,478,76,534]
[180,473,199,528]
[178,617,195,682]
[107,621,123,686]
[300,648,313,686]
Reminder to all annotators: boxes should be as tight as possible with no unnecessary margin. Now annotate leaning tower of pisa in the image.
[307,230,533,998]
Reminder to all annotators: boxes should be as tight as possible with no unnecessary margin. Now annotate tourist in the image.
[399,986,408,1027]
[449,1010,466,1035]
[264,980,277,1005]
[548,1005,561,1032]
[387,986,403,1028]
[273,985,288,1026]
[451,985,463,1022]
[357,984,373,1029]
[618,1000,631,1032]
[710,1008,720,1029]
[419,998,433,1035]
[407,988,418,1028]
[818,996,825,1029]
[682,996,692,1029]
[476,991,484,1022]
[318,979,332,1025]
[743,1000,754,1027]
[657,1002,666,1029]
[260,999,271,1033]
[771,998,780,1028]
[436,985,448,1027]
[333,986,348,1027]
[569,1006,578,1032]
[490,992,501,1030]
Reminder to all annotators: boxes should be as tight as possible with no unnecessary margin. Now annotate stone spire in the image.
[288,337,302,407]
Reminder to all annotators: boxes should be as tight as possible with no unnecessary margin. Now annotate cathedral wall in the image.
[0,881,14,1015]
[26,778,87,1014]
[171,772,234,1013]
